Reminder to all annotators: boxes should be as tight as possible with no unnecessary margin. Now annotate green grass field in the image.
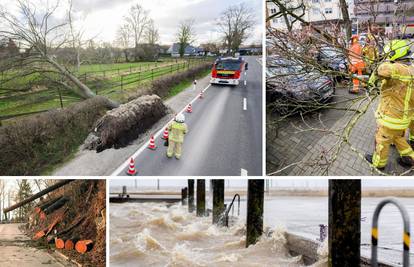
[0,58,212,120]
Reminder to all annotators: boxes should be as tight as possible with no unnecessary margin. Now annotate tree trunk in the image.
[339,0,352,41]
[46,55,119,109]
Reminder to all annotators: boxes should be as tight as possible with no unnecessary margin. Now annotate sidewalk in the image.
[0,223,69,267]
[267,85,413,176]
[52,74,211,176]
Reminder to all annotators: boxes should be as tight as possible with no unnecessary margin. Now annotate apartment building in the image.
[266,0,355,30]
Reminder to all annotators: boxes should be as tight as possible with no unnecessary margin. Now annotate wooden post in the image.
[196,180,205,217]
[121,76,123,90]
[188,180,195,213]
[151,69,154,81]
[246,179,264,248]
[212,179,224,224]
[328,180,361,266]
[181,187,188,205]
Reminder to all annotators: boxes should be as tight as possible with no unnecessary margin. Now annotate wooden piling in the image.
[196,180,205,217]
[212,179,224,224]
[188,180,195,213]
[181,187,188,205]
[246,179,264,248]
[328,180,361,266]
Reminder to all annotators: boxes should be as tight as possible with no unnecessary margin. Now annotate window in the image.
[270,8,277,14]
[312,0,319,3]
[325,8,333,14]
[325,0,332,2]
[312,8,319,15]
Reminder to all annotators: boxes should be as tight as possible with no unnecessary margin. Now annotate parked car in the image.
[316,46,348,80]
[267,57,335,113]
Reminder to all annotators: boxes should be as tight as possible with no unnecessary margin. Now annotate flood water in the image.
[110,195,414,266]
[241,196,414,266]
[110,201,328,267]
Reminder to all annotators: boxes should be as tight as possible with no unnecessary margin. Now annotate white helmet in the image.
[175,113,185,123]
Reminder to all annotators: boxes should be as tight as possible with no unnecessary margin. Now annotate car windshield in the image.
[215,60,241,71]
[321,48,343,58]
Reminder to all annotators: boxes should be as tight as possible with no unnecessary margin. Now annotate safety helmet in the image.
[384,40,411,61]
[175,113,185,123]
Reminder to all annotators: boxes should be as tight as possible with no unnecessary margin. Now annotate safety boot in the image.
[365,153,385,170]
[410,140,414,150]
[397,156,414,168]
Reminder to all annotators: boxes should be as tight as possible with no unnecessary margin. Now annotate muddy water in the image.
[110,202,328,267]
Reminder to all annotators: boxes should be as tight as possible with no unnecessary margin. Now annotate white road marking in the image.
[244,71,247,76]
[241,168,248,176]
[110,84,212,176]
[244,80,247,86]
[243,98,247,111]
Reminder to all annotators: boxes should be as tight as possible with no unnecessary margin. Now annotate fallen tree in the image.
[25,180,106,266]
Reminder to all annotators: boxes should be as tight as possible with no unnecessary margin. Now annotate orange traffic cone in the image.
[148,135,156,150]
[199,91,204,99]
[186,104,192,113]
[126,158,137,176]
[162,127,169,140]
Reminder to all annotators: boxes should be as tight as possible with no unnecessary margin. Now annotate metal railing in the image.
[371,198,410,267]
[224,194,240,227]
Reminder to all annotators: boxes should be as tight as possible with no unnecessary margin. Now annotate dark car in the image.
[317,46,347,80]
[267,57,335,113]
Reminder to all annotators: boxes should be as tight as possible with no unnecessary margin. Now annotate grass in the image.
[166,68,211,99]
[0,58,211,120]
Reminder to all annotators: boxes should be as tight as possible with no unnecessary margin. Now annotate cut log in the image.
[64,239,75,250]
[75,240,93,254]
[44,197,69,215]
[55,238,65,249]
[38,196,63,212]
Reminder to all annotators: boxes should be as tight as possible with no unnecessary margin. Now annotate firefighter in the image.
[409,121,414,148]
[348,35,365,94]
[362,34,379,73]
[365,39,414,169]
[167,113,188,159]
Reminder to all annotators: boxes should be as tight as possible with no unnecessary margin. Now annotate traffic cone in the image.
[148,135,156,150]
[199,91,204,99]
[162,127,169,140]
[186,104,192,113]
[126,158,137,176]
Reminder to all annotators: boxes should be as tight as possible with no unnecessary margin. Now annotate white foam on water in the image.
[110,202,316,267]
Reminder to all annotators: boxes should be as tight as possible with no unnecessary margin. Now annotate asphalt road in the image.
[113,56,262,176]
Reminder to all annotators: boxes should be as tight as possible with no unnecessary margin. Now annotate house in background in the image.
[0,38,19,59]
[167,43,205,57]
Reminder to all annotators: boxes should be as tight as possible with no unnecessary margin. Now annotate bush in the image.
[151,62,212,98]
[0,96,110,175]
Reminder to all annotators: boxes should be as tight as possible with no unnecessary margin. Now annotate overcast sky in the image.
[0,0,262,46]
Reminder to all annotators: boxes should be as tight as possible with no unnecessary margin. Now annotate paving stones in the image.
[267,86,414,176]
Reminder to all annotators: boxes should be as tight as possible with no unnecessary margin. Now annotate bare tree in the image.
[218,3,254,55]
[0,0,119,108]
[266,0,305,32]
[339,0,352,42]
[176,19,196,58]
[144,19,159,45]
[67,0,96,71]
[124,3,150,61]
[116,24,131,62]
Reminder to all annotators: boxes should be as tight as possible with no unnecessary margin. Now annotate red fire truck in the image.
[210,57,248,86]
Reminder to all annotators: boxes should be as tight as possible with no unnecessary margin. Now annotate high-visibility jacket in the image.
[168,121,188,143]
[374,62,414,130]
[362,45,378,65]
[349,43,363,65]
